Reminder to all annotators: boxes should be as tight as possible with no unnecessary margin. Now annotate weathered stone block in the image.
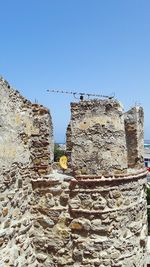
[124,106,144,169]
[67,99,128,175]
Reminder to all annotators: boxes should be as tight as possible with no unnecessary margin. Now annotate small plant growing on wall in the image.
[54,143,65,162]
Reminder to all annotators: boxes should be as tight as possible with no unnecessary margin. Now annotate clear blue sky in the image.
[0,0,150,142]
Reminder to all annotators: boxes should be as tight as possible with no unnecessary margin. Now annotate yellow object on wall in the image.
[59,155,68,170]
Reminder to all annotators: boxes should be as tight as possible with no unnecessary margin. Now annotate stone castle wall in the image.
[65,99,147,266]
[0,77,53,266]
[0,77,53,176]
[0,78,147,267]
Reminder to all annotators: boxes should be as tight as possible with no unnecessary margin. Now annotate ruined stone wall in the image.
[0,77,53,266]
[0,77,53,176]
[0,81,147,267]
[29,170,147,267]
[30,104,53,178]
[125,106,144,169]
[67,99,128,176]
[64,98,147,267]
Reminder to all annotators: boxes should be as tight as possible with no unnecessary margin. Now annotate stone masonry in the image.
[30,169,147,267]
[0,78,147,267]
[125,106,144,169]
[0,77,53,266]
[67,100,145,176]
[67,100,128,176]
[65,99,147,267]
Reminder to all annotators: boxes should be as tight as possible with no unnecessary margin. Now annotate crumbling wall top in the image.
[0,76,54,176]
[68,99,128,176]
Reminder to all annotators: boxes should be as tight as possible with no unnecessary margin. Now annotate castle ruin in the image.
[0,77,147,267]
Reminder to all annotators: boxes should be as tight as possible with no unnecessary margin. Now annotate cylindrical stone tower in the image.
[66,99,147,267]
[69,170,147,267]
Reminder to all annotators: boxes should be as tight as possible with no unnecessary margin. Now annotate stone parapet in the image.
[125,106,144,169]
[67,99,145,176]
[67,99,128,176]
[30,104,53,178]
